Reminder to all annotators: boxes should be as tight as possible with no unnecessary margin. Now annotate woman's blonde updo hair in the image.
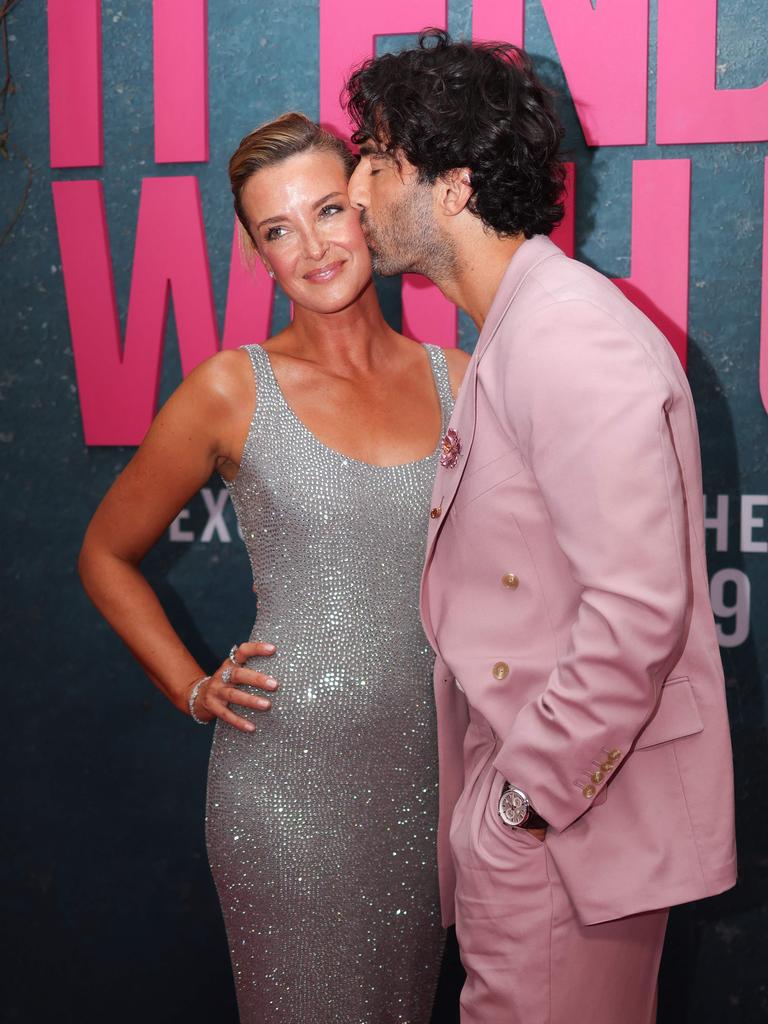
[229,112,357,249]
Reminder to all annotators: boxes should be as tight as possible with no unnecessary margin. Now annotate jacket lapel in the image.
[420,235,563,650]
[419,356,477,652]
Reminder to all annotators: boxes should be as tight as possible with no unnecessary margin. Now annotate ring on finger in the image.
[222,666,234,685]
[228,644,240,666]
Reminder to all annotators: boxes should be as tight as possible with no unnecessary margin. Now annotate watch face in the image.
[498,786,528,827]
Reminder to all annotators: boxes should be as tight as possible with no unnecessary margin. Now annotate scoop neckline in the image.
[256,344,446,472]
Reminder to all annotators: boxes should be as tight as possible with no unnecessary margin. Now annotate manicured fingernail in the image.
[257,698,271,710]
[264,677,278,690]
[262,643,276,653]
[246,723,256,732]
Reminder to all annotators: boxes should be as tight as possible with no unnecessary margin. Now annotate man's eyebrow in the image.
[358,142,389,158]
[256,192,344,230]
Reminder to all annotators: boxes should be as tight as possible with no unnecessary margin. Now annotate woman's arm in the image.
[78,350,274,730]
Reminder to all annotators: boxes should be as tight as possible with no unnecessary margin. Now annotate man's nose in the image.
[347,162,368,210]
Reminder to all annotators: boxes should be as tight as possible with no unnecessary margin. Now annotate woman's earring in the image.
[267,268,275,279]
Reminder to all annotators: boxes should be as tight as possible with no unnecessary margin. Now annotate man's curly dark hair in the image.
[345,29,565,239]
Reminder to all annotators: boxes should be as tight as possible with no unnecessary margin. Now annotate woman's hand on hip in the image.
[191,641,278,731]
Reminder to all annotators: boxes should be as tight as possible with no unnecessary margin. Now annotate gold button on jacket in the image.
[492,661,510,680]
[501,572,519,589]
[429,506,442,519]
[582,785,596,799]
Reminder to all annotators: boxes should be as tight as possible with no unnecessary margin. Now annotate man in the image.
[346,31,736,1024]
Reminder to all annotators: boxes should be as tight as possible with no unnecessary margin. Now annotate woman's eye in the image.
[319,204,343,218]
[265,226,286,241]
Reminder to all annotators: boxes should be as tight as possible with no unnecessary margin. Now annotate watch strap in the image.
[519,807,548,830]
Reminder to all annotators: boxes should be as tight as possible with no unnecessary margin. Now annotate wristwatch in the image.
[498,783,548,830]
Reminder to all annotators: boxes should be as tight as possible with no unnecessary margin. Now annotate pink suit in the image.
[420,236,737,1022]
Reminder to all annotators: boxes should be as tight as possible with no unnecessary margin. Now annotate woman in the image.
[78,112,469,1023]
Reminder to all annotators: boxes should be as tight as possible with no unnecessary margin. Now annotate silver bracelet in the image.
[188,675,212,725]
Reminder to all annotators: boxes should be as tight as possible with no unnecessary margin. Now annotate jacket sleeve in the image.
[492,298,692,832]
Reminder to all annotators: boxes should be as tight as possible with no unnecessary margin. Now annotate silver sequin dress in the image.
[205,343,454,1024]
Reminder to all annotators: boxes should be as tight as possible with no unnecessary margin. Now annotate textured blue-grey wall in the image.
[1,1,766,1021]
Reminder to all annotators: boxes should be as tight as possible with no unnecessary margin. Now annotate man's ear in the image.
[438,167,473,217]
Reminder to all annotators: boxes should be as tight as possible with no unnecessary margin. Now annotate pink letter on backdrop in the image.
[401,275,457,348]
[319,0,453,344]
[48,0,102,168]
[551,162,575,258]
[153,0,209,163]
[657,0,768,143]
[472,0,524,45]
[538,0,648,146]
[53,178,219,445]
[761,159,768,415]
[612,160,691,368]
[222,223,276,349]
[319,0,446,136]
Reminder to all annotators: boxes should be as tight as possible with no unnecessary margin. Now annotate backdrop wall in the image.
[2,1,766,1021]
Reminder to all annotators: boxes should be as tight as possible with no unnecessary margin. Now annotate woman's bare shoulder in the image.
[185,347,254,403]
[150,348,255,453]
[442,346,471,399]
[391,332,471,398]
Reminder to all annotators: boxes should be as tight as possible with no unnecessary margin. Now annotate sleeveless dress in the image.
[205,343,454,1024]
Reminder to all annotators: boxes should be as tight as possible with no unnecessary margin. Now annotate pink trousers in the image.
[450,724,668,1024]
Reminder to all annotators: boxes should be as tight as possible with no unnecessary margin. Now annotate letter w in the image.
[52,177,219,445]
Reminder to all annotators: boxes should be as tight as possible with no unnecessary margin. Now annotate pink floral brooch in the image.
[440,428,462,468]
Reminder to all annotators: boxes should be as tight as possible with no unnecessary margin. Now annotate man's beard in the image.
[361,185,457,285]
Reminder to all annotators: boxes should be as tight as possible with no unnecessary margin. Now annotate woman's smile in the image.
[303,258,346,283]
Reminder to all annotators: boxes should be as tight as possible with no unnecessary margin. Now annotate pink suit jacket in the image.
[421,235,737,928]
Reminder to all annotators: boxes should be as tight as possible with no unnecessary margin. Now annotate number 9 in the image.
[709,569,750,648]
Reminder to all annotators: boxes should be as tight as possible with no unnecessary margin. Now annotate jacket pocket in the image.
[635,676,704,750]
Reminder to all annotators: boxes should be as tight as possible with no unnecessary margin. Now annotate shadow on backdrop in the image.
[657,338,767,1024]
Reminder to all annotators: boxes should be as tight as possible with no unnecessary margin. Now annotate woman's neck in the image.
[280,280,398,375]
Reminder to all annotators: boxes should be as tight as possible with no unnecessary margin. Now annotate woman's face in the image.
[240,149,372,314]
